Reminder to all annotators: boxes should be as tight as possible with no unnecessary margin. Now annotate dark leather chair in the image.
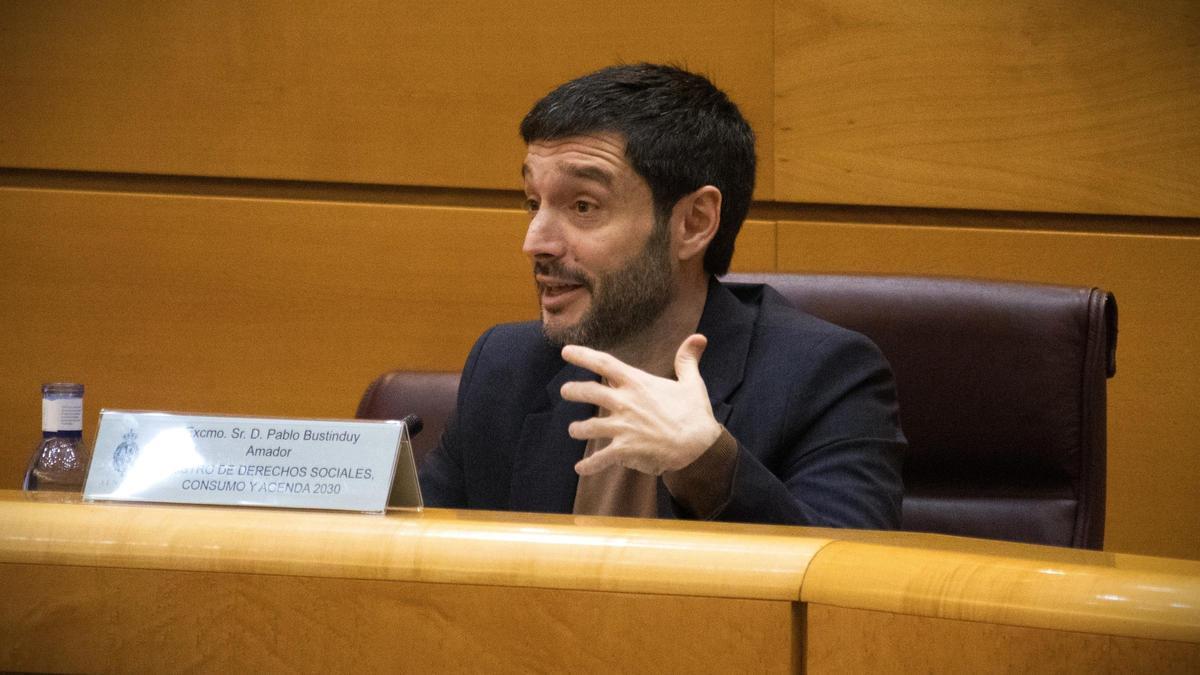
[358,273,1117,549]
[356,371,461,466]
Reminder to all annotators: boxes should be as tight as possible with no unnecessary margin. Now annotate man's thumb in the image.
[675,333,708,380]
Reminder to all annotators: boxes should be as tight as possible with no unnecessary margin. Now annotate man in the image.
[419,63,905,528]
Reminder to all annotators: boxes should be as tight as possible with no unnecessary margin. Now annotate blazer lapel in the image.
[508,362,599,513]
[696,277,755,424]
[656,277,758,517]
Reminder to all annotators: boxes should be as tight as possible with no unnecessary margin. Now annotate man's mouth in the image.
[534,271,589,313]
[540,280,582,296]
[540,276,585,309]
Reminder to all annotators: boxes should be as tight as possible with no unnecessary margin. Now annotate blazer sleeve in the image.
[685,331,906,529]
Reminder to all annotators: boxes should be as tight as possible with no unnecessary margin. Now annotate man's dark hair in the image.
[520,63,756,277]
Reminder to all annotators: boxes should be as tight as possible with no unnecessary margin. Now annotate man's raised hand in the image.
[561,334,723,476]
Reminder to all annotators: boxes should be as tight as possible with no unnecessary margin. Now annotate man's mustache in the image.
[533,260,593,290]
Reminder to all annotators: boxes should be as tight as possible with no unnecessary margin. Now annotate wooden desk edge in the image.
[3,491,1199,643]
[0,493,820,601]
[802,539,1200,643]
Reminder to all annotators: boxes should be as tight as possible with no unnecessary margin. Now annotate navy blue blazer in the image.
[419,278,906,528]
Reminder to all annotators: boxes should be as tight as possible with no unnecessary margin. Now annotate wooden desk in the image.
[1,490,1197,673]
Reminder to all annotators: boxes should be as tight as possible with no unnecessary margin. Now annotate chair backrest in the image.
[358,273,1117,549]
[727,273,1116,549]
[356,370,460,465]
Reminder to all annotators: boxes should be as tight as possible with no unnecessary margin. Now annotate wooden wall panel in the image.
[777,219,1200,560]
[2,0,1198,563]
[0,189,530,486]
[775,1,1200,217]
[0,0,775,199]
[0,188,776,488]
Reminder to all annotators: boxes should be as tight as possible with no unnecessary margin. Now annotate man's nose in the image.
[522,209,566,259]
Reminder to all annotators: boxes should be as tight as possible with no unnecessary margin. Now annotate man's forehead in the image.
[522,133,630,184]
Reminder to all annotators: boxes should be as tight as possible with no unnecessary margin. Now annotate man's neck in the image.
[608,272,711,378]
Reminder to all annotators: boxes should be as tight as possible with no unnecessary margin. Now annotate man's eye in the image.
[574,201,594,214]
[524,198,539,213]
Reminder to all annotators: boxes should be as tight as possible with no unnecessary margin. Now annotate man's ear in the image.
[672,185,722,263]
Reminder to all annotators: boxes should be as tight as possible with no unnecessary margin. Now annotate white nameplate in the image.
[83,410,421,513]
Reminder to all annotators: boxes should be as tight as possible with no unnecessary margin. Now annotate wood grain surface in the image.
[775,0,1200,216]
[2,493,1198,672]
[0,0,775,198]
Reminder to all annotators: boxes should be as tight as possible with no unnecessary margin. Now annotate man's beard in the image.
[536,220,673,351]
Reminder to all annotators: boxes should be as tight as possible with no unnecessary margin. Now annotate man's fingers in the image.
[560,380,622,409]
[561,344,634,385]
[575,447,622,475]
[567,416,622,440]
[565,335,715,478]
[577,445,661,476]
[674,333,708,382]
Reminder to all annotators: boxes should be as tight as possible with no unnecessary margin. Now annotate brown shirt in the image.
[572,425,738,519]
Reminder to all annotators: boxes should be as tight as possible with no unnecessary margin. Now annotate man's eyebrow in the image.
[563,163,613,187]
[521,161,615,187]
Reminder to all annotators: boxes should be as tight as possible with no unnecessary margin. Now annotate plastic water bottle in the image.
[24,383,91,491]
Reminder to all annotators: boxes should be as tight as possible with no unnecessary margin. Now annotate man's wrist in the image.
[663,426,737,518]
